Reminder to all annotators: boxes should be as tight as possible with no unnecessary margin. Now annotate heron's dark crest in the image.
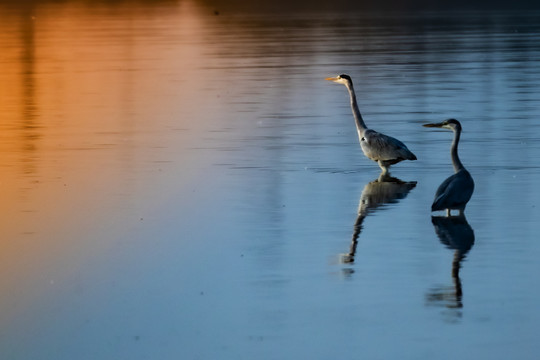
[338,74,352,83]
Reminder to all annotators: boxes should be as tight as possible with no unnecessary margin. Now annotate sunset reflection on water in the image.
[1,1,540,359]
[0,0,211,231]
[0,1,220,343]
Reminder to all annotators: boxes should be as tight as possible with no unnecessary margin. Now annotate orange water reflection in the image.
[0,0,222,323]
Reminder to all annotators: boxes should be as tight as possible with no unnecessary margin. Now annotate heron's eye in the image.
[361,137,366,141]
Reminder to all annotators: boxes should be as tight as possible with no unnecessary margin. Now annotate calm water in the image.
[1,1,540,359]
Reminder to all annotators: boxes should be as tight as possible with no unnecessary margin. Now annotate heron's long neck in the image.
[451,128,465,173]
[346,84,367,136]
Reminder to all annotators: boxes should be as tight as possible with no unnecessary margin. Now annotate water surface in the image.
[1,1,540,359]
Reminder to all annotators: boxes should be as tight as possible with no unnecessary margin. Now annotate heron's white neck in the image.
[345,83,368,137]
[451,127,465,173]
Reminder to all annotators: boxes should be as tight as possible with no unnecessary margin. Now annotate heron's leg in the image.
[378,161,389,175]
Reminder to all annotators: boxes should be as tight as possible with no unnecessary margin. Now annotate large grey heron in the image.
[325,74,417,174]
[423,119,474,216]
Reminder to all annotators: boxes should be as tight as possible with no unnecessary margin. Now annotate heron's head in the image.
[325,74,353,86]
[423,118,462,132]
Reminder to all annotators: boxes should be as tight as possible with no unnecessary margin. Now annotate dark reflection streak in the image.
[426,215,475,314]
[343,209,365,265]
[452,251,465,302]
[19,4,39,177]
[341,173,416,266]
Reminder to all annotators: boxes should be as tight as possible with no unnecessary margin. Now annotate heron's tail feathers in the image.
[403,149,417,161]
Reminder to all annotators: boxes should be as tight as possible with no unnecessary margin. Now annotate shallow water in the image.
[1,1,540,359]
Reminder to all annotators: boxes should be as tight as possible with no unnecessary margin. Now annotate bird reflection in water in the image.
[426,215,475,319]
[341,173,416,266]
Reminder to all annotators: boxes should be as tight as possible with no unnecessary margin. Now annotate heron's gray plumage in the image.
[361,129,417,163]
[423,119,474,216]
[326,74,416,174]
[432,170,474,212]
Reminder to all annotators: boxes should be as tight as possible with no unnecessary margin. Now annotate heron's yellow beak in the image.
[325,76,339,81]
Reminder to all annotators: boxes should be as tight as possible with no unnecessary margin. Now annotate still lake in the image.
[1,1,540,359]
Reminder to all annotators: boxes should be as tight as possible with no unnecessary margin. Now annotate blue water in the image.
[1,1,540,359]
